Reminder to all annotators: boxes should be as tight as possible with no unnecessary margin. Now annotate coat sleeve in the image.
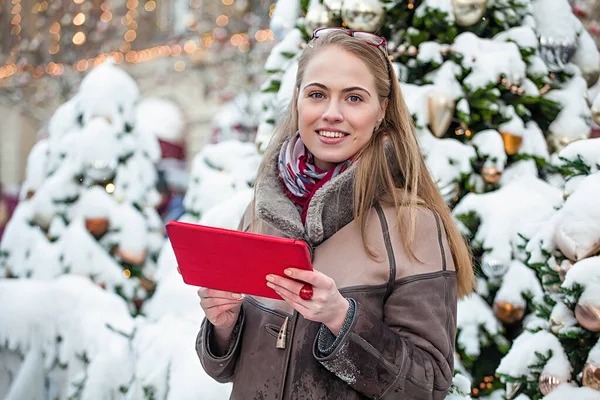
[313,208,458,399]
[196,303,246,383]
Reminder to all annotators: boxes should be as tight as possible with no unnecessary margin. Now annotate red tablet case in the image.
[166,220,313,299]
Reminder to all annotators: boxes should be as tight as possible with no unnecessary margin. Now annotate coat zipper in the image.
[278,311,298,398]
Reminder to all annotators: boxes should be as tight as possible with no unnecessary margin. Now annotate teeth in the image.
[318,130,345,138]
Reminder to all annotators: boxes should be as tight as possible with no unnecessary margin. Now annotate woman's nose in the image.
[322,101,343,123]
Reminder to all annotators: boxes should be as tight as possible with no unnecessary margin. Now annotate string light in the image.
[1,0,277,83]
[11,0,22,38]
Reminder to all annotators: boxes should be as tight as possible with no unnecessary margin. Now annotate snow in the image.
[494,26,539,50]
[562,256,600,301]
[453,176,563,271]
[554,174,600,261]
[494,260,543,308]
[418,41,444,65]
[471,129,508,170]
[549,301,578,334]
[531,0,581,46]
[270,0,301,41]
[415,0,454,22]
[452,32,526,90]
[497,329,571,382]
[457,294,502,357]
[135,97,183,152]
[572,29,600,82]
[545,76,592,142]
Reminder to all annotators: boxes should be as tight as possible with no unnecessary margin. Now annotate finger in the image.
[199,287,245,300]
[203,299,244,310]
[265,276,304,297]
[208,302,242,316]
[283,268,331,289]
[176,265,181,275]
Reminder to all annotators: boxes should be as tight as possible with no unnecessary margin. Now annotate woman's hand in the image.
[197,287,244,329]
[266,268,349,335]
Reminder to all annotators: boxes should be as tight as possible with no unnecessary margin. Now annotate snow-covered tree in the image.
[0,60,166,312]
[258,0,600,397]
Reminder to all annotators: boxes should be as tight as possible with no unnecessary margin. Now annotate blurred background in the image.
[0,0,275,191]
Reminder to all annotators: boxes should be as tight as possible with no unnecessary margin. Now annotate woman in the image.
[195,28,475,399]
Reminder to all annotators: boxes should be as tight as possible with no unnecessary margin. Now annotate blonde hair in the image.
[256,30,474,298]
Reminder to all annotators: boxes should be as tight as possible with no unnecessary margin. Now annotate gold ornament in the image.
[592,102,600,126]
[481,167,502,185]
[305,0,332,34]
[117,247,148,265]
[428,93,456,138]
[452,0,487,27]
[494,301,525,324]
[341,0,385,32]
[548,134,588,153]
[539,374,563,396]
[85,217,109,238]
[500,132,523,155]
[582,362,600,391]
[575,303,600,332]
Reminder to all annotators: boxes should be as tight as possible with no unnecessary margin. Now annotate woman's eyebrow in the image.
[302,82,371,97]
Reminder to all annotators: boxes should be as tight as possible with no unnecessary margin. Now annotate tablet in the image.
[166,220,313,299]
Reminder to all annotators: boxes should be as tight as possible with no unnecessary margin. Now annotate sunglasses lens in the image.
[353,32,384,46]
[313,27,343,38]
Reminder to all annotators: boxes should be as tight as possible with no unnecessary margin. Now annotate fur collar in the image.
[254,136,356,247]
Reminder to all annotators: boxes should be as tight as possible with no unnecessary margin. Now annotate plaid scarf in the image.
[278,132,352,224]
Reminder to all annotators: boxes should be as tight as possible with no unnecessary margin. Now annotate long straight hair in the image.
[256,31,474,298]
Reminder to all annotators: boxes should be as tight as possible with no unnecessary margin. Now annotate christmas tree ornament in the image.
[305,0,332,34]
[117,247,148,265]
[323,0,344,20]
[547,134,588,154]
[500,131,523,155]
[481,167,502,184]
[582,362,600,391]
[84,217,109,238]
[583,68,600,88]
[539,36,578,72]
[539,374,563,395]
[85,159,118,184]
[452,0,487,27]
[428,93,456,138]
[494,300,525,324]
[341,0,385,32]
[481,258,508,279]
[575,303,600,332]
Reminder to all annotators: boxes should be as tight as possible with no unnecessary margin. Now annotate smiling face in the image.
[297,45,387,170]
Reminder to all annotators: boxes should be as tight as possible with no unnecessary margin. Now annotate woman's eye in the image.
[309,92,324,99]
[348,95,362,103]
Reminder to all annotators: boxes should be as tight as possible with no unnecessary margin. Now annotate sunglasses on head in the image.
[311,27,388,57]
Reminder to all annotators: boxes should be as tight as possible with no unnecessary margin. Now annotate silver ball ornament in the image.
[341,0,385,32]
